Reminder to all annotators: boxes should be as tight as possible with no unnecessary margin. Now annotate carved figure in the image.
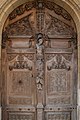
[36,33,44,90]
[36,33,44,56]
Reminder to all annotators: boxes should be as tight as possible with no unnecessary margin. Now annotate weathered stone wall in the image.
[0,0,80,120]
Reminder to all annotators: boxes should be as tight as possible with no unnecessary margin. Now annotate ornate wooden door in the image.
[2,0,77,120]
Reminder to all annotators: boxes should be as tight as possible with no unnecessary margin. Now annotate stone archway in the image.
[0,0,79,120]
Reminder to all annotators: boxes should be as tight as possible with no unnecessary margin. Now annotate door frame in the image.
[0,0,80,120]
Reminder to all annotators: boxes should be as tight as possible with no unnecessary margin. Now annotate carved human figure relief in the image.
[36,33,44,90]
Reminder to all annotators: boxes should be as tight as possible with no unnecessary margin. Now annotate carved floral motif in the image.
[8,54,17,61]
[6,15,33,36]
[47,54,71,70]
[9,54,33,70]
[48,113,70,120]
[9,114,33,120]
[47,70,71,94]
[48,97,71,105]
[46,15,74,37]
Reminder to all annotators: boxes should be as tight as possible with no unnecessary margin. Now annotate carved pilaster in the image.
[36,33,44,91]
[36,33,44,120]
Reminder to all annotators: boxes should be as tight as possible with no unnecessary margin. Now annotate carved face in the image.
[38,38,43,45]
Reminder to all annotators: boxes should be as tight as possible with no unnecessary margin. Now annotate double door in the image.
[2,0,77,120]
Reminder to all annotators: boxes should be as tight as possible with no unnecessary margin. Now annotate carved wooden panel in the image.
[2,0,77,120]
[8,113,35,120]
[7,54,35,105]
[45,53,72,105]
[46,112,71,120]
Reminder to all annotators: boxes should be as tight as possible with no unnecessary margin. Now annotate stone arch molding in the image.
[0,0,80,119]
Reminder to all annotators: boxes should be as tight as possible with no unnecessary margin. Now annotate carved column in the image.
[36,1,45,120]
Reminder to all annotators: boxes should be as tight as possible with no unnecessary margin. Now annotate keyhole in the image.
[19,80,22,84]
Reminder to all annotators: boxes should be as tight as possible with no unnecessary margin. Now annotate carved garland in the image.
[9,0,72,21]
